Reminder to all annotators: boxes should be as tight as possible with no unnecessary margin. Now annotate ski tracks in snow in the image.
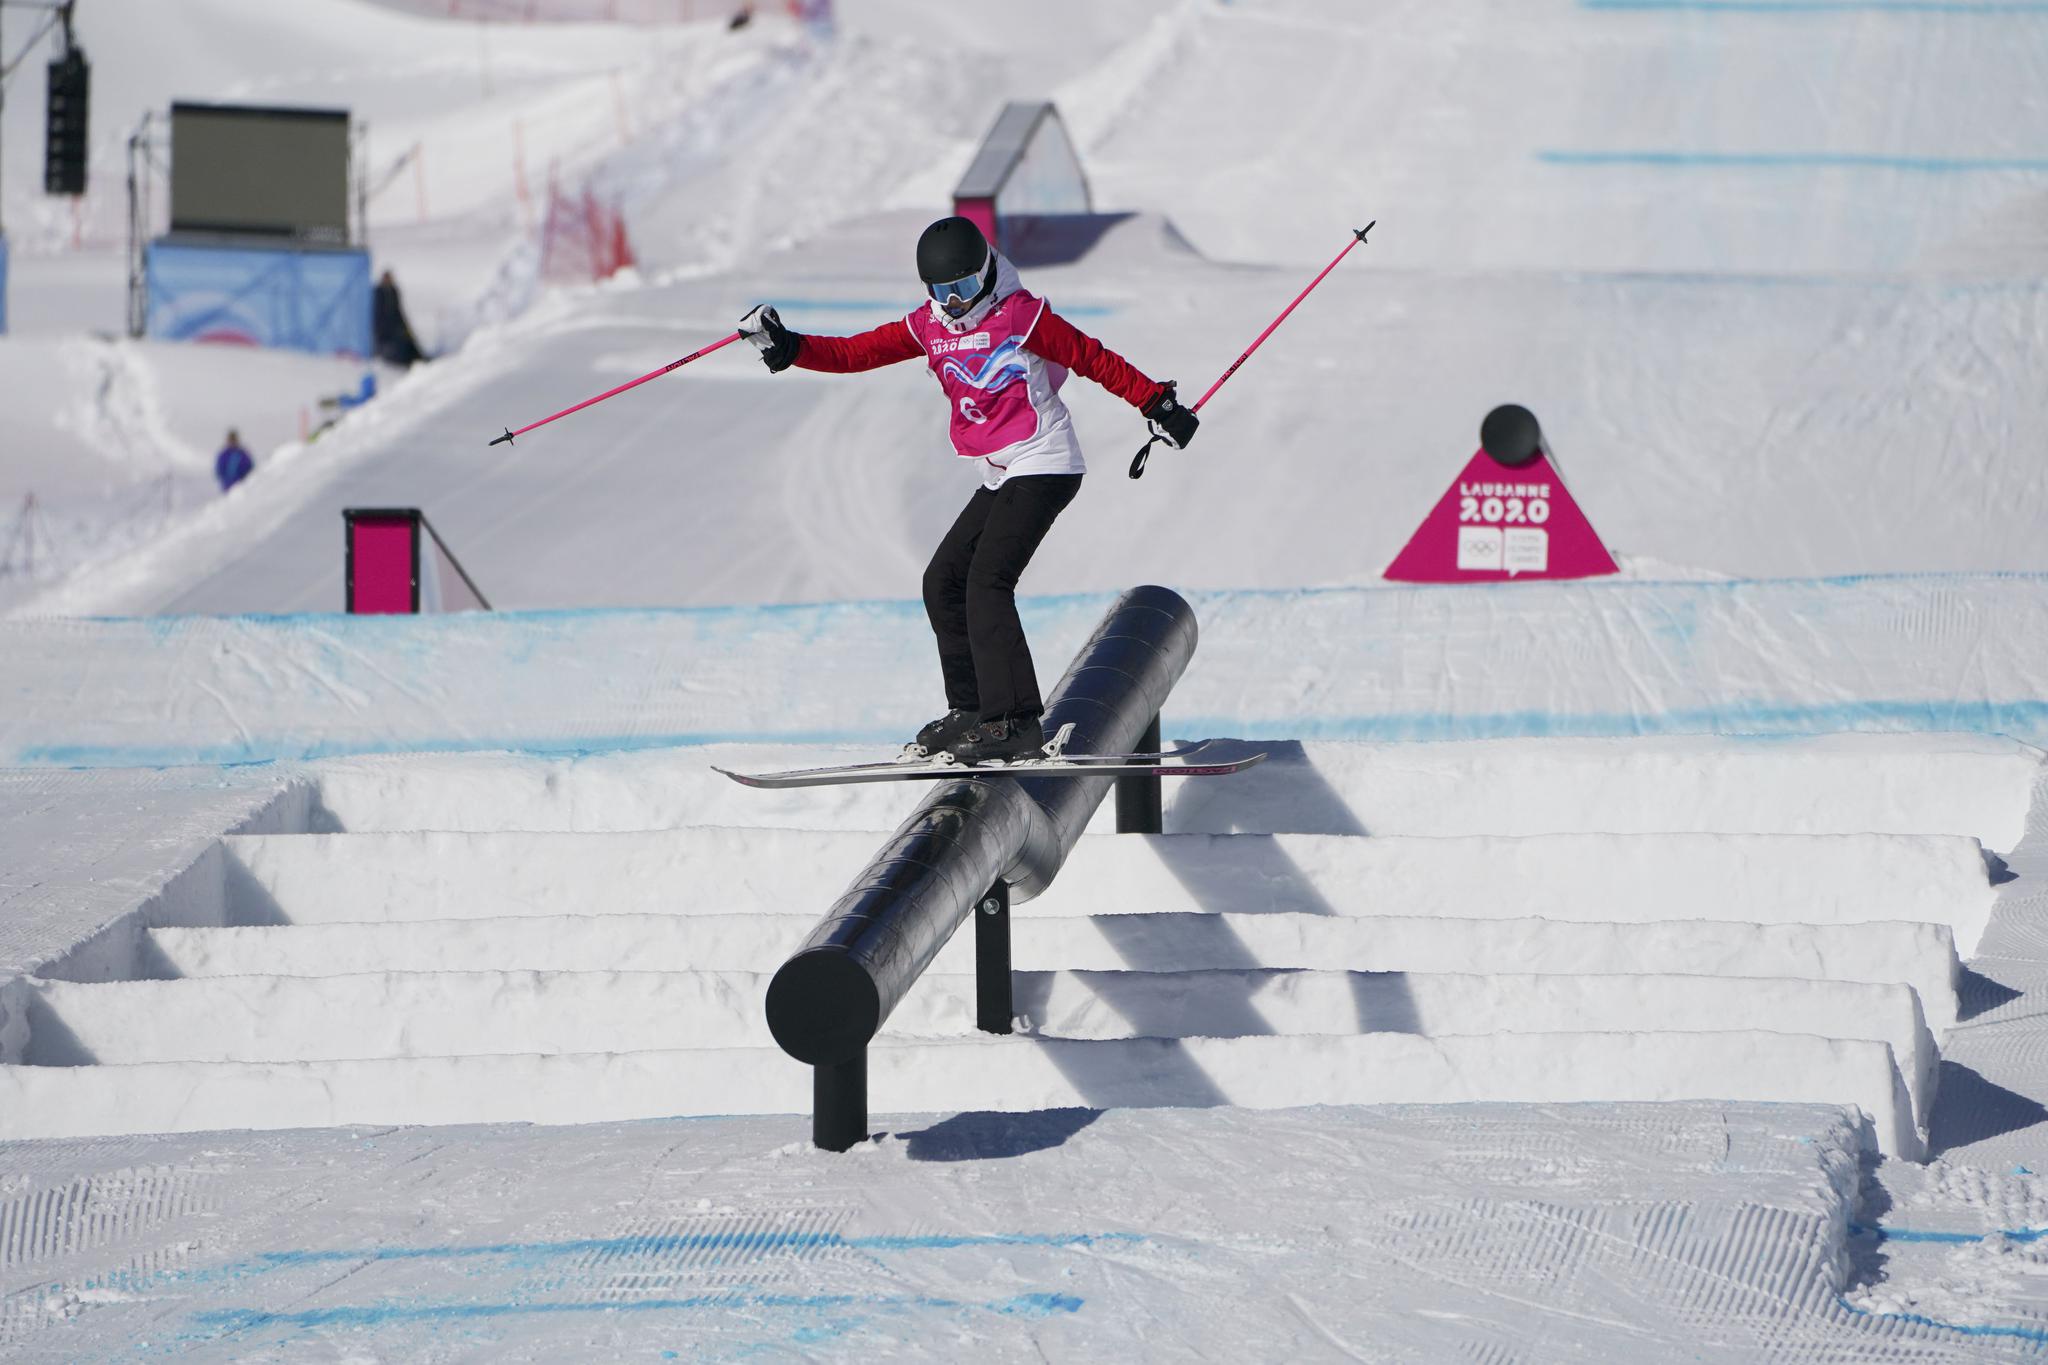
[50,339,206,477]
[776,382,929,604]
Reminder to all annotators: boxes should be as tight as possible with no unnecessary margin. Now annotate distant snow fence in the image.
[766,585,1191,1150]
[539,182,637,287]
[343,508,492,613]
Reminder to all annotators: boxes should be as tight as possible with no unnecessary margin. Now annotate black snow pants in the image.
[922,473,1083,723]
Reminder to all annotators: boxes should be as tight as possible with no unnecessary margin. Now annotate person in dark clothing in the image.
[921,472,1083,731]
[738,215,1198,766]
[214,430,253,493]
[372,270,424,368]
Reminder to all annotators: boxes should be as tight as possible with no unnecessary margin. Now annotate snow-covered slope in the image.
[10,0,2048,614]
[9,575,2047,769]
[8,0,2048,1356]
[4,730,1993,1160]
[1074,0,2048,277]
[2,1104,1919,1363]
[20,216,2048,612]
[0,0,798,607]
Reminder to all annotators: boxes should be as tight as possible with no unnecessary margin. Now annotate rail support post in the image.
[1115,713,1164,835]
[813,1053,866,1152]
[767,588,1200,1149]
[976,880,1013,1034]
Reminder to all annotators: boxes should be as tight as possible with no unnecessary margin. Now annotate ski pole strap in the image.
[1129,434,1162,480]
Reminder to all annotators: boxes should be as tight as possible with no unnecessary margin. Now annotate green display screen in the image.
[169,102,349,243]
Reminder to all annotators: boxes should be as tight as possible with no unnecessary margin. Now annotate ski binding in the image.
[716,725,1266,789]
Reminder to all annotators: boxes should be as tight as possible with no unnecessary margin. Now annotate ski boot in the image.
[944,714,1047,767]
[903,708,976,762]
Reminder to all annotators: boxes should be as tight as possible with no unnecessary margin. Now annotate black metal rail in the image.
[765,585,1198,1149]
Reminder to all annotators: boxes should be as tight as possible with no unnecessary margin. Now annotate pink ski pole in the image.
[488,330,744,446]
[1130,221,1373,478]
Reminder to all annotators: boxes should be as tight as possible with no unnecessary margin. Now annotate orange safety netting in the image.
[539,185,638,285]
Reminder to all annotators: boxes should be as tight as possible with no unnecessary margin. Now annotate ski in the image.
[717,730,1214,783]
[716,746,1264,790]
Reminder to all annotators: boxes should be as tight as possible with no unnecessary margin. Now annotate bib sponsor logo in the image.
[929,332,991,356]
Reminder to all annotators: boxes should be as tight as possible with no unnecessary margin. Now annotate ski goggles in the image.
[926,266,986,311]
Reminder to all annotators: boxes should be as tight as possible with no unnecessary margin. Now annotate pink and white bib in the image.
[903,276,1085,489]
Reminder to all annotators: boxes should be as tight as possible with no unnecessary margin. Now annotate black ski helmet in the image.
[916,216,995,318]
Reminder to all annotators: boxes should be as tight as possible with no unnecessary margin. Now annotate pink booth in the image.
[344,508,491,614]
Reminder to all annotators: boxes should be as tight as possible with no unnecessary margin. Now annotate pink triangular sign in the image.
[1384,448,1618,583]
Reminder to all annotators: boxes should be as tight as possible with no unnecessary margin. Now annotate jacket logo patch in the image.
[939,338,1030,396]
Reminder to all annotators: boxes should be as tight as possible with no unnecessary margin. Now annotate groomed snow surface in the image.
[0,726,2038,1360]
[1,734,2016,1156]
[5,1103,1902,1361]
[9,0,2048,1355]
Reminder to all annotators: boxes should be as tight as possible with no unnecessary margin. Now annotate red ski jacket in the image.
[792,307,1165,411]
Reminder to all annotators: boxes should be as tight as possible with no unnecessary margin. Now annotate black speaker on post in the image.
[45,48,90,197]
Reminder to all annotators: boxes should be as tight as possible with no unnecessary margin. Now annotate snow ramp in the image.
[7,593,2030,1158]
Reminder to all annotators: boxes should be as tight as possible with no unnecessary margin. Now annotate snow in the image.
[7,0,2048,614]
[20,968,1941,1133]
[0,1026,1922,1160]
[148,912,1965,1040]
[204,827,1995,943]
[0,733,1992,1161]
[8,582,2048,818]
[0,0,792,607]
[25,230,2048,615]
[8,0,2048,1352]
[4,1102,1926,1363]
[288,730,2041,848]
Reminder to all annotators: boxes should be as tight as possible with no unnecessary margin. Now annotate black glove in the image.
[738,304,801,373]
[1142,382,1198,450]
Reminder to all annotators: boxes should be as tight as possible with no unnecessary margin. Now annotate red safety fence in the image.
[539,184,638,285]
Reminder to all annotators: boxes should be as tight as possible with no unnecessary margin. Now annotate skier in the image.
[738,215,1199,766]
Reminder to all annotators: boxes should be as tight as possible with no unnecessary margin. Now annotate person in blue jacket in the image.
[215,430,253,493]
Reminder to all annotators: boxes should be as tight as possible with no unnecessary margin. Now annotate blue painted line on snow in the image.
[51,569,2048,630]
[1851,1222,2048,1245]
[14,729,906,770]
[1588,0,2048,11]
[1541,149,2048,173]
[855,1231,1136,1253]
[1172,698,2048,745]
[1841,1224,2048,1344]
[214,1229,1140,1277]
[190,1290,1083,1335]
[1838,1297,2048,1344]
[39,568,2048,634]
[19,697,2048,770]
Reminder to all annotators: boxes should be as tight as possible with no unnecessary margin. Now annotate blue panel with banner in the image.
[146,239,371,356]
